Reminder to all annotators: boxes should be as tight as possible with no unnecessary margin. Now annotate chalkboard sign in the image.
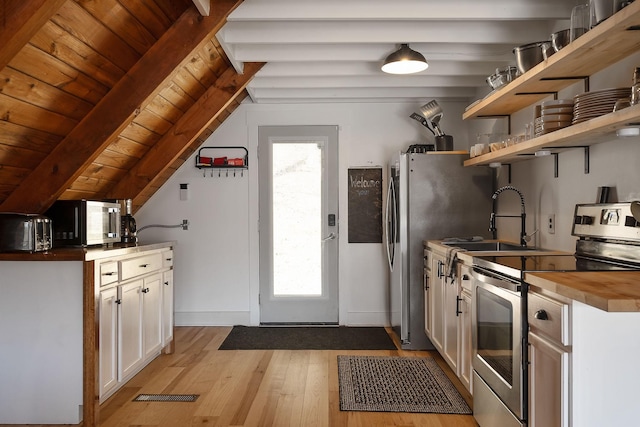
[348,167,383,243]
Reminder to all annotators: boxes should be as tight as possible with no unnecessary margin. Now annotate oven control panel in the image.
[573,203,640,241]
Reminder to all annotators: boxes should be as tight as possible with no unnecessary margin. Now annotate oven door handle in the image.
[472,268,521,293]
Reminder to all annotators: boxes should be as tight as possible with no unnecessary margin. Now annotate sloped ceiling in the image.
[0,0,263,214]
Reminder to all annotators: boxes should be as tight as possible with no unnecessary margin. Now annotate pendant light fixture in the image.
[381,44,428,74]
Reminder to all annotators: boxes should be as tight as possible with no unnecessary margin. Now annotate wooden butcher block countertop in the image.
[525,271,640,313]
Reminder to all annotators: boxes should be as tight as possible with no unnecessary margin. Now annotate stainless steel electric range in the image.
[470,202,640,427]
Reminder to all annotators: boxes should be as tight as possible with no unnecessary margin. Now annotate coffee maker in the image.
[120,199,137,244]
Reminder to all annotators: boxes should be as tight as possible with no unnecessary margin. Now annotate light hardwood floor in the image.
[6,327,479,427]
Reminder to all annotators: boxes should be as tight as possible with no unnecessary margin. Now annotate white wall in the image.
[136,51,640,326]
[136,100,470,326]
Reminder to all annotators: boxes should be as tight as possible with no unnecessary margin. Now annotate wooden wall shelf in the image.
[463,1,640,120]
[464,104,640,166]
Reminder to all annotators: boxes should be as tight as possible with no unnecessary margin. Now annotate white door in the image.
[258,125,339,324]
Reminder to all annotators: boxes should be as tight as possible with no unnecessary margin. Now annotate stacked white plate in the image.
[535,99,574,137]
[572,87,631,124]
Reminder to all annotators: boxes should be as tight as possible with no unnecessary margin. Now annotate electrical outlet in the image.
[182,219,189,230]
[547,214,555,234]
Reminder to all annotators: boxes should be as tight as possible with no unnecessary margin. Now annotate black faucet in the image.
[490,185,527,247]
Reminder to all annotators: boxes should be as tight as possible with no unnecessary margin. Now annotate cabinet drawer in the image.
[100,261,119,286]
[528,292,570,346]
[162,250,173,269]
[120,253,162,281]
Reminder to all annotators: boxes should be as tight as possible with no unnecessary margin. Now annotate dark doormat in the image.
[218,325,397,350]
[338,355,472,414]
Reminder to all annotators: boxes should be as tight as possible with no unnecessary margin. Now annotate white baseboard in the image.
[343,311,389,327]
[175,311,251,326]
[175,310,389,327]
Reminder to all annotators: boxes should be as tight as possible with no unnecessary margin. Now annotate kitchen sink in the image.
[442,241,533,251]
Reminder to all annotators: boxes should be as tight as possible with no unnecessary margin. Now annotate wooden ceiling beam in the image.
[0,0,243,214]
[0,0,67,70]
[107,62,264,203]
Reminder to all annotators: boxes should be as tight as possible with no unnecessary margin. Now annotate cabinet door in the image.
[429,253,445,352]
[118,279,143,381]
[459,290,472,393]
[162,270,174,346]
[142,273,163,360]
[99,287,118,398]
[528,332,570,427]
[443,273,460,374]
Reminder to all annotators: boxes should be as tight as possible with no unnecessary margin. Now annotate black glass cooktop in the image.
[473,254,639,280]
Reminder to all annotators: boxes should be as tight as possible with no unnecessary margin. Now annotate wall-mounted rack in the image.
[196,146,248,177]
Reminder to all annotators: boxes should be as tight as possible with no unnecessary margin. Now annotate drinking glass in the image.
[570,4,590,42]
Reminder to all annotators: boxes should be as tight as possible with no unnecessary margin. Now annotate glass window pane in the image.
[272,142,322,296]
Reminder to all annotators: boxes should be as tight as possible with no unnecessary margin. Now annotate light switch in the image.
[180,183,189,201]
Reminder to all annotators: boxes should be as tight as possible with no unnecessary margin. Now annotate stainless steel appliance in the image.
[45,200,121,246]
[0,213,53,252]
[385,151,493,349]
[120,199,137,244]
[471,202,640,427]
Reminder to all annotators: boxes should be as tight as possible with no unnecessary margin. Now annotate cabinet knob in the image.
[534,309,548,320]
[462,274,469,281]
[164,281,169,286]
[103,272,116,276]
[115,299,121,305]
[140,263,149,268]
[142,288,150,293]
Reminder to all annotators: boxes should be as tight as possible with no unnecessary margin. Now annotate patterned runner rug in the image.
[337,355,472,414]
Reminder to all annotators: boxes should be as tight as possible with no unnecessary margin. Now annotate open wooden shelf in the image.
[464,103,640,166]
[463,1,640,120]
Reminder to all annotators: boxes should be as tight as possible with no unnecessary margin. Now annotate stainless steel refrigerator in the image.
[385,151,493,350]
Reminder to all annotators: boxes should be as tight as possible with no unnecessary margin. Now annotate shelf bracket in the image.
[539,76,590,92]
[544,145,591,177]
[584,146,590,174]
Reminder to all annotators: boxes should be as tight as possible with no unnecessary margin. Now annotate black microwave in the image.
[46,200,121,247]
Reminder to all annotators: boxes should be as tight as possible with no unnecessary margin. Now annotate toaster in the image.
[0,213,53,252]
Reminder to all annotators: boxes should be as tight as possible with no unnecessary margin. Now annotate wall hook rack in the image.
[196,146,248,178]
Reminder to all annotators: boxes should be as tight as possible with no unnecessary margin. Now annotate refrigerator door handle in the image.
[385,175,395,271]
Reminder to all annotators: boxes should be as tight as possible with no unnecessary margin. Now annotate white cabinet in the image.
[528,332,569,427]
[142,274,163,360]
[442,267,459,374]
[162,269,174,346]
[425,243,475,393]
[428,251,445,353]
[458,264,473,393]
[118,279,144,381]
[527,290,571,427]
[97,247,174,402]
[427,248,461,376]
[99,286,118,398]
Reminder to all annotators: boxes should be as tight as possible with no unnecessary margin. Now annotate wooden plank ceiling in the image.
[0,0,263,214]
